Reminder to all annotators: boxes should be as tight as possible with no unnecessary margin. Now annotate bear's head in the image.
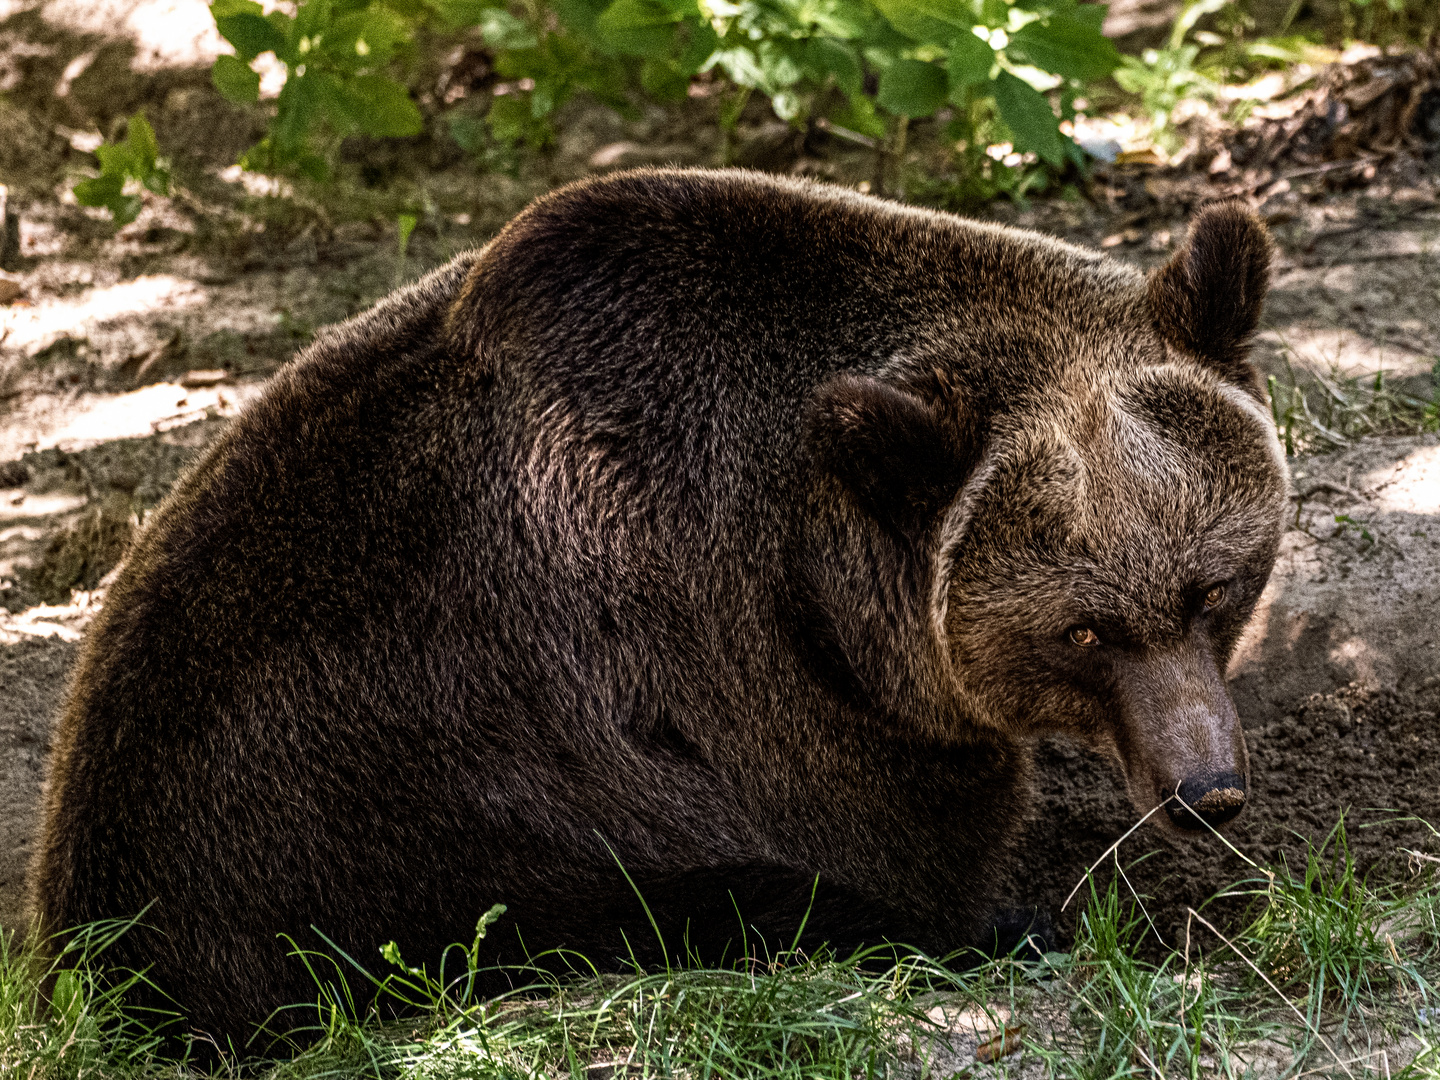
[803,201,1286,833]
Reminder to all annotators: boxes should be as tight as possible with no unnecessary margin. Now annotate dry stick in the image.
[1292,1052,1388,1079]
[1060,802,1166,913]
[1184,907,1356,1080]
[1131,1035,1169,1080]
[1113,852,1166,949]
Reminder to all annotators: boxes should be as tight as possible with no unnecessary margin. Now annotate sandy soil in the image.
[1,0,1438,946]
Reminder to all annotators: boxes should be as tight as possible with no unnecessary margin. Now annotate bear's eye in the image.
[1068,626,1100,647]
[1202,584,1226,611]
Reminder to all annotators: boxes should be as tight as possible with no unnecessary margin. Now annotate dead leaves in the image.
[976,1024,1029,1063]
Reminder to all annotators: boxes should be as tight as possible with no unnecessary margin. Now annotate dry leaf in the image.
[1115,148,1164,166]
[976,1024,1027,1063]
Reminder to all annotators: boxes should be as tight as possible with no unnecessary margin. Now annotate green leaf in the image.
[112,195,144,225]
[447,110,488,154]
[51,970,81,1018]
[755,39,802,88]
[876,58,947,117]
[552,0,610,35]
[947,28,993,89]
[478,9,539,50]
[810,0,873,39]
[771,89,803,120]
[214,11,286,60]
[1072,3,1108,31]
[993,69,1065,165]
[212,53,260,103]
[641,59,690,100]
[711,47,766,89]
[325,8,410,65]
[73,174,122,208]
[341,75,425,137]
[805,37,862,96]
[870,0,974,44]
[124,114,160,171]
[210,0,263,17]
[426,0,497,29]
[1007,15,1120,82]
[140,161,171,195]
[294,151,330,182]
[272,71,323,155]
[676,18,719,75]
[596,0,679,56]
[487,94,534,144]
[829,92,887,138]
[93,142,136,177]
[978,0,1008,26]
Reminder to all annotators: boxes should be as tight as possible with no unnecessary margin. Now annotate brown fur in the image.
[29,169,1286,1053]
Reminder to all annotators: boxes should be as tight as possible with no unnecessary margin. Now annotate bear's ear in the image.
[804,374,971,541]
[1147,201,1273,392]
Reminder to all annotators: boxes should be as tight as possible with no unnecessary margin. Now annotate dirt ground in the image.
[1,0,1438,949]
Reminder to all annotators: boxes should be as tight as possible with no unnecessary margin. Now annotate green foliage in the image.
[1231,817,1435,1022]
[1042,877,1253,1080]
[187,0,1119,192]
[2,826,1439,1078]
[0,915,176,1075]
[209,0,425,180]
[1266,355,1440,456]
[72,114,171,227]
[1112,0,1224,148]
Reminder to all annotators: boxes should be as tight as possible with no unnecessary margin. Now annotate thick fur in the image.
[29,169,1287,1052]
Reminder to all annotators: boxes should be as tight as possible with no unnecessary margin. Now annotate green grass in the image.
[1267,357,1440,457]
[4,818,1439,1080]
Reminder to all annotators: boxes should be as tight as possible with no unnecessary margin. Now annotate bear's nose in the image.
[1161,773,1247,831]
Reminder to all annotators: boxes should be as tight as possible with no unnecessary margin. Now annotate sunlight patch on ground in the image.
[0,274,205,356]
[0,590,102,644]
[40,380,260,451]
[39,0,224,70]
[0,492,87,521]
[35,0,296,71]
[1364,442,1440,514]
[1259,326,1436,379]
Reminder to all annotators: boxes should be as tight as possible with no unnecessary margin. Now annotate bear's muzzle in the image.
[1160,770,1248,831]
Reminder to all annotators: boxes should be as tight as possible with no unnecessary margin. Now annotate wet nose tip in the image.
[1162,772,1248,830]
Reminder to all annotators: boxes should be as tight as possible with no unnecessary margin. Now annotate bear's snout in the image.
[1160,772,1248,831]
[1108,637,1252,833]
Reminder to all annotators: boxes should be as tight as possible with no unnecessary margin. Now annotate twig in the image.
[1184,907,1355,1080]
[1061,803,1165,913]
[1292,1051,1387,1079]
[1271,155,1384,185]
[1290,481,1365,502]
[812,117,878,149]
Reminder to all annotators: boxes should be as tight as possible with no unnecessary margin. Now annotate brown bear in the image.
[29,168,1286,1053]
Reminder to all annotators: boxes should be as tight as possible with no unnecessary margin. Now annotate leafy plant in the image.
[198,0,1118,191]
[210,0,426,179]
[1266,355,1439,456]
[1231,816,1432,1025]
[1113,0,1224,149]
[598,0,1122,175]
[72,113,171,227]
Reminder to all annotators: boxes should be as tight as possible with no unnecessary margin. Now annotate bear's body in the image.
[31,169,1286,1051]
